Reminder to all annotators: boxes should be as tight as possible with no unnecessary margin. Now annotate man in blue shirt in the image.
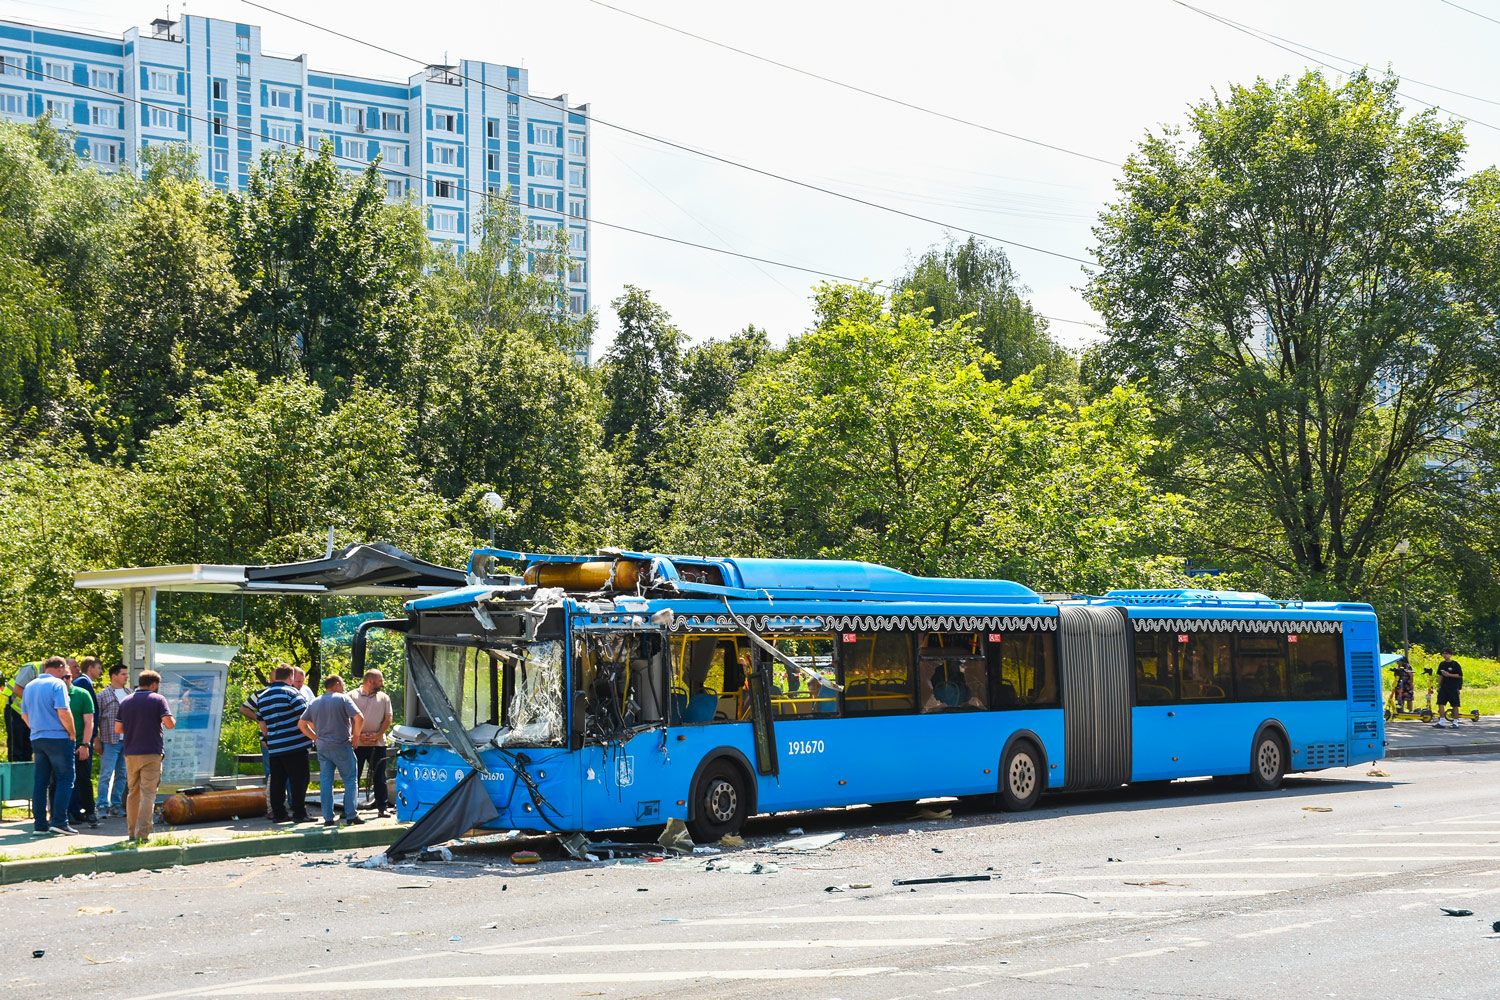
[20,656,77,835]
[257,665,313,824]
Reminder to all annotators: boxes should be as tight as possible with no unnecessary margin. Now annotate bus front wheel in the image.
[686,760,747,843]
[1247,731,1287,791]
[999,741,1043,812]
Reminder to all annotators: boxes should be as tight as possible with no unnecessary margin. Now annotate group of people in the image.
[240,667,392,827]
[6,656,175,839]
[1388,648,1467,727]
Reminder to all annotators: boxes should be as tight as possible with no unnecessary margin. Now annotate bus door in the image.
[1057,606,1132,789]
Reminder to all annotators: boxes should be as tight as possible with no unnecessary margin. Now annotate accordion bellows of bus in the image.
[358,548,1384,840]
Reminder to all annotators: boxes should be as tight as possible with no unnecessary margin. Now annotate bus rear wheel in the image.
[999,741,1043,812]
[686,760,746,843]
[1247,731,1287,791]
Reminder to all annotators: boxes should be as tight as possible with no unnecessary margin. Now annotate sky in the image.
[9,0,1500,355]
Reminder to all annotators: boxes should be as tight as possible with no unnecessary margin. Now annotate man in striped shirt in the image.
[256,665,312,824]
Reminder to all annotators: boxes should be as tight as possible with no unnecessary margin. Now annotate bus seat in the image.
[932,679,967,707]
[670,692,689,723]
[683,694,717,724]
[994,680,1019,707]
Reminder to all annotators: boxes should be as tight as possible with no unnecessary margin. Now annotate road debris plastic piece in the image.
[909,807,953,820]
[559,832,591,861]
[510,851,541,865]
[1440,907,1474,917]
[386,769,499,862]
[77,906,114,915]
[657,817,694,854]
[589,841,664,859]
[770,831,845,851]
[824,883,873,892]
[1302,806,1333,813]
[718,834,745,848]
[32,950,44,959]
[1492,920,1500,933]
[892,874,992,886]
[705,859,780,875]
[1366,770,1391,777]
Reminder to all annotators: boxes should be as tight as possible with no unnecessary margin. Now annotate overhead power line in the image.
[237,0,1096,267]
[1438,0,1500,28]
[1173,1,1500,132]
[31,66,1103,329]
[580,0,1122,169]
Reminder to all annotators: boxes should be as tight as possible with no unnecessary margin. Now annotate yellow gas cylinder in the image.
[158,787,268,825]
[523,560,641,590]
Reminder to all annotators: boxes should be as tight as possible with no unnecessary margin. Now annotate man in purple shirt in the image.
[115,670,176,841]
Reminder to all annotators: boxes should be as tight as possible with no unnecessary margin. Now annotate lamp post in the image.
[1395,539,1411,667]
[481,491,505,544]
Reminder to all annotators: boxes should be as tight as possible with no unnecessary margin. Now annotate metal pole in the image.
[1400,549,1410,667]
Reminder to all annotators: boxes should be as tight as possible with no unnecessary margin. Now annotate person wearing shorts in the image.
[1433,649,1463,728]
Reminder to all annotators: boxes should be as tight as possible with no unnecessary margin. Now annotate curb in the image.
[0,823,403,886]
[1386,741,1500,759]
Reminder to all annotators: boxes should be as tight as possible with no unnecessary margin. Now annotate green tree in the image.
[895,236,1075,385]
[0,250,74,435]
[679,325,772,417]
[600,285,687,462]
[1087,70,1500,599]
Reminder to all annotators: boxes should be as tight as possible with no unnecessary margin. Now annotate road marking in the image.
[15,864,274,896]
[1339,831,1500,836]
[921,891,1272,900]
[204,968,899,994]
[1107,946,1179,962]
[685,911,1176,926]
[1014,963,1090,979]
[1233,918,1333,939]
[1252,843,1500,849]
[1041,872,1397,880]
[1125,856,1500,863]
[480,937,950,955]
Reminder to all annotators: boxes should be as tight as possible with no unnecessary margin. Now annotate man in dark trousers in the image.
[21,657,76,835]
[70,657,102,828]
[1433,649,1464,728]
[4,660,39,762]
[257,665,313,824]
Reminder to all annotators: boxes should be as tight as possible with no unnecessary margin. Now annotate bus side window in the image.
[1235,635,1287,701]
[771,636,836,718]
[988,633,1057,709]
[840,633,914,715]
[917,633,986,712]
[1177,633,1233,701]
[1134,633,1174,704]
[1288,633,1344,700]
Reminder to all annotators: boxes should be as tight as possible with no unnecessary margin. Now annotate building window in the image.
[267,88,293,109]
[347,107,365,131]
[44,99,70,120]
[211,115,225,135]
[43,61,70,83]
[508,151,520,173]
[568,293,585,314]
[535,158,556,178]
[507,99,519,118]
[92,105,118,128]
[1,93,23,115]
[486,118,500,138]
[381,111,403,131]
[432,111,456,132]
[434,144,457,165]
[386,178,404,199]
[533,125,556,146]
[568,199,586,219]
[308,101,327,121]
[568,167,585,187]
[236,35,250,52]
[149,70,174,93]
[486,152,501,171]
[148,106,174,129]
[381,143,403,165]
[212,79,226,101]
[569,229,585,250]
[90,141,117,164]
[213,149,229,172]
[432,210,459,233]
[533,190,555,211]
[2,56,25,77]
[269,123,294,143]
[433,179,458,199]
[345,139,366,161]
[568,263,585,283]
[568,135,584,155]
[236,61,250,78]
[91,68,117,90]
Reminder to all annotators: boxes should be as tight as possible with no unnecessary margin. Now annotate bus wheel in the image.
[1248,731,1287,791]
[999,741,1042,812]
[686,760,746,843]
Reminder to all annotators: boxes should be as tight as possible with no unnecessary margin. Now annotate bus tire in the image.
[686,760,747,843]
[999,740,1043,812]
[1247,730,1287,791]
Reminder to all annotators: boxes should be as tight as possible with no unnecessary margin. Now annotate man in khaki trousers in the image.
[115,670,176,841]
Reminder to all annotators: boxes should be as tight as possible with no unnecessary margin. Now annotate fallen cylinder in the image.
[158,787,268,825]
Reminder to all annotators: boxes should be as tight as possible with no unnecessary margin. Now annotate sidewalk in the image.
[1384,713,1500,758]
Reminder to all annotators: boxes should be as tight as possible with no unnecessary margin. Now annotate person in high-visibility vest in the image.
[4,661,40,762]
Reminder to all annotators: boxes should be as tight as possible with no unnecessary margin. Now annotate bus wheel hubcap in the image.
[1258,741,1280,779]
[1009,755,1036,798]
[706,780,737,823]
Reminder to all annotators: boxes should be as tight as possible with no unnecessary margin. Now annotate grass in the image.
[230,828,288,841]
[1383,645,1500,717]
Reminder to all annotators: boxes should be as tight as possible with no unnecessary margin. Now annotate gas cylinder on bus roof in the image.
[523,559,642,591]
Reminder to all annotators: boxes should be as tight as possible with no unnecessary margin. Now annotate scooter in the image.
[1384,658,1431,722]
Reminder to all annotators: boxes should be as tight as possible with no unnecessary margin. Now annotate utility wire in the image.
[1173,1,1500,132]
[33,69,1101,329]
[1438,0,1500,27]
[237,0,1096,266]
[580,0,1122,169]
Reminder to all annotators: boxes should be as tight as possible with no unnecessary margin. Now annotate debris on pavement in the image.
[824,883,873,892]
[786,827,804,835]
[1302,807,1333,813]
[892,874,992,886]
[704,859,779,875]
[908,807,953,820]
[692,845,721,854]
[1440,907,1474,917]
[559,832,591,861]
[657,817,694,854]
[770,831,845,851]
[1366,770,1391,777]
[358,854,392,869]
[718,834,744,848]
[510,851,541,865]
[77,906,114,915]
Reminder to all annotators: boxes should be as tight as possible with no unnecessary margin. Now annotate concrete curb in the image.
[1386,741,1500,759]
[0,823,403,886]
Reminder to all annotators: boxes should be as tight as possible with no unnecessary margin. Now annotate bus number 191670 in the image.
[787,739,825,756]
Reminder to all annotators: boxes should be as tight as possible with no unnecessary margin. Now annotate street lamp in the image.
[480,491,505,544]
[1394,539,1410,668]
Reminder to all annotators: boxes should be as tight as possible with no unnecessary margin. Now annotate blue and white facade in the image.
[0,13,592,333]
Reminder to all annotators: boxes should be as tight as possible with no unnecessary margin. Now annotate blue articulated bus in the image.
[367,549,1385,840]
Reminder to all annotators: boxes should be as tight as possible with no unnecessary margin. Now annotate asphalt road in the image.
[6,755,1500,999]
